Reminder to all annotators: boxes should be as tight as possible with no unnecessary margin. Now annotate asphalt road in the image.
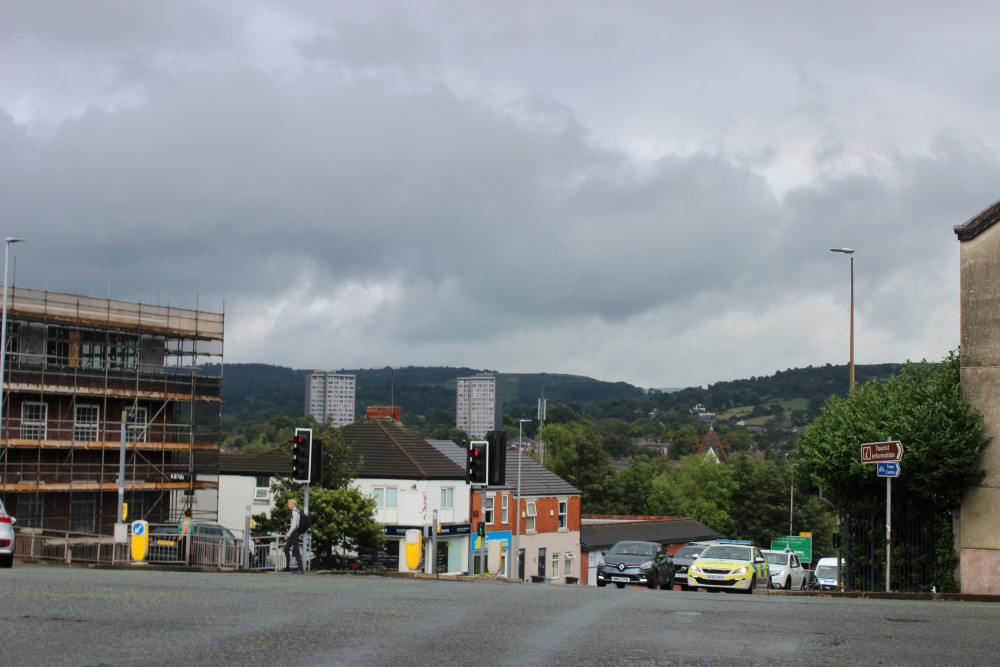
[1,564,997,666]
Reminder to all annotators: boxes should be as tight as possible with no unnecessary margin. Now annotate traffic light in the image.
[467,440,488,485]
[309,438,323,485]
[486,430,506,486]
[291,428,313,483]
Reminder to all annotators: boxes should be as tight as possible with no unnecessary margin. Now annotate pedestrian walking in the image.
[177,508,193,563]
[283,499,304,573]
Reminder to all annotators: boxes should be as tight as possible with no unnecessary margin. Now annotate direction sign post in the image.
[861,440,903,592]
[876,462,900,477]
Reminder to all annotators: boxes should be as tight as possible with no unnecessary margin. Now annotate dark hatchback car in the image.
[671,542,712,591]
[596,540,674,589]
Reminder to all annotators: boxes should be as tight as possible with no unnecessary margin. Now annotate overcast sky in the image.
[2,1,997,389]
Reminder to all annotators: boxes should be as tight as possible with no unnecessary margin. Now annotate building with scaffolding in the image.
[0,287,224,535]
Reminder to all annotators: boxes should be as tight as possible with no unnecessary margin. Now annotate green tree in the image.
[799,353,987,515]
[540,422,617,513]
[668,453,737,536]
[253,424,384,566]
[798,352,987,590]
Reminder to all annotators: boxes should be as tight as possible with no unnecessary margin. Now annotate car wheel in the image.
[0,554,12,568]
[784,576,792,590]
[743,575,756,594]
[615,583,626,589]
[597,581,607,588]
[680,584,691,592]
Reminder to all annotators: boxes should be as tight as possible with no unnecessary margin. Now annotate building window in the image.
[501,494,508,524]
[126,407,147,443]
[373,487,397,509]
[564,553,575,577]
[558,499,568,529]
[21,402,47,440]
[525,501,536,532]
[254,476,270,500]
[552,552,560,578]
[484,495,494,524]
[69,496,96,533]
[74,405,100,442]
[441,487,454,509]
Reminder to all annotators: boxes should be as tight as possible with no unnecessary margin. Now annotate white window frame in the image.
[373,486,398,509]
[552,552,560,578]
[558,499,568,529]
[501,494,509,524]
[441,487,454,510]
[484,495,494,524]
[74,404,100,442]
[564,553,575,577]
[126,407,148,443]
[254,476,270,500]
[21,402,48,440]
[525,501,537,532]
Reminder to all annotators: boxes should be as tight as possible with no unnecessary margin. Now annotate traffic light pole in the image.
[303,482,310,572]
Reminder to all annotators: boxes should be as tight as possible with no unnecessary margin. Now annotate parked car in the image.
[596,540,675,590]
[686,541,770,594]
[814,557,842,591]
[147,522,240,565]
[0,498,15,568]
[672,542,712,591]
[762,549,807,590]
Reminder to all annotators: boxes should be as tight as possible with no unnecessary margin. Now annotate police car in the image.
[685,540,770,593]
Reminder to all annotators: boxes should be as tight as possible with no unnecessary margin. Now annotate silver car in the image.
[0,498,15,568]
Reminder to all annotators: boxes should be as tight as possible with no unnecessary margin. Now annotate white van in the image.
[814,557,841,590]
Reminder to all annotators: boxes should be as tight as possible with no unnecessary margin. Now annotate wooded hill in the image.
[204,362,906,431]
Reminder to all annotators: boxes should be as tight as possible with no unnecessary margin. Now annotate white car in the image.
[762,549,806,590]
[0,498,15,568]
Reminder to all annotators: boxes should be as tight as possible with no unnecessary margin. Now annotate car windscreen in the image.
[815,565,838,578]
[701,546,751,561]
[764,553,787,565]
[609,542,654,557]
[674,545,705,558]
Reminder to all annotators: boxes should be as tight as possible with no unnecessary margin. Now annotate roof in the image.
[219,449,291,476]
[496,450,581,496]
[696,427,730,464]
[580,517,722,551]
[954,197,1000,241]
[342,419,466,480]
[426,439,468,468]
[427,439,581,496]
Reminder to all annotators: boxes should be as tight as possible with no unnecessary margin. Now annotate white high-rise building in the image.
[456,373,503,437]
[306,372,356,427]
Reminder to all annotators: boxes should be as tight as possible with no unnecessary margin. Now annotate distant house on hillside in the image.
[696,427,729,464]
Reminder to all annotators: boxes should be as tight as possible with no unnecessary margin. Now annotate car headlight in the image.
[688,564,701,575]
[639,560,654,570]
[734,566,749,575]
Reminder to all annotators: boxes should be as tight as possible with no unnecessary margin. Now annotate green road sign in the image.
[770,535,813,564]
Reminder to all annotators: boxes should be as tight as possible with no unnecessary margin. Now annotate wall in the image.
[957,218,1000,593]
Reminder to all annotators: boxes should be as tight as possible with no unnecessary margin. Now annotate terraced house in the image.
[0,287,224,535]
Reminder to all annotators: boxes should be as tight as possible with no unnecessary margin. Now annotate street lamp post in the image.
[0,238,25,452]
[830,248,855,391]
[513,418,530,581]
[785,453,793,535]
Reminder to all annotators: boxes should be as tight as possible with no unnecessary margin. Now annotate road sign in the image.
[771,535,813,564]
[877,462,900,477]
[861,440,903,463]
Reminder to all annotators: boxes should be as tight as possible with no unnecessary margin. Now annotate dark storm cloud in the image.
[1,1,996,387]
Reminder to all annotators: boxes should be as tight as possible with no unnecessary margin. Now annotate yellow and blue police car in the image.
[685,540,770,593]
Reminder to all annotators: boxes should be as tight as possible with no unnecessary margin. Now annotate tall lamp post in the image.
[0,238,25,450]
[830,248,855,391]
[513,418,530,581]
